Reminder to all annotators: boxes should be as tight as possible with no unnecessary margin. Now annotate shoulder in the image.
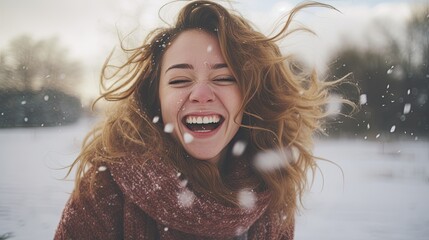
[86,164,123,200]
[66,163,124,205]
[55,165,124,239]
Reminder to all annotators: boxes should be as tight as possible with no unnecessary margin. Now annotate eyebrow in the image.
[165,63,228,73]
[165,63,193,73]
[211,63,228,69]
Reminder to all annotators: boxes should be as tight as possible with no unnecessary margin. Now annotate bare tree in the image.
[0,35,84,127]
[7,35,42,90]
[326,3,429,138]
[0,35,83,94]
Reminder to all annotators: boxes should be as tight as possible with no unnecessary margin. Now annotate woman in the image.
[55,1,337,239]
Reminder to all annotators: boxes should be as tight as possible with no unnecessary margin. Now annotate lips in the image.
[182,114,224,133]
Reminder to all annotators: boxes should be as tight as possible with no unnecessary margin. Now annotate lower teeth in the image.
[194,129,211,133]
[186,123,219,132]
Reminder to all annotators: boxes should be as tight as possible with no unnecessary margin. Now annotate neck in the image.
[206,147,228,168]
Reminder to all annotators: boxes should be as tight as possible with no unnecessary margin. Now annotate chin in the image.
[184,146,223,163]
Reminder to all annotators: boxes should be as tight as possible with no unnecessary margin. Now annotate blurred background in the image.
[0,0,428,239]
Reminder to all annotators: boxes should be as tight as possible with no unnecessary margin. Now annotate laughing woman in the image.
[55,1,337,239]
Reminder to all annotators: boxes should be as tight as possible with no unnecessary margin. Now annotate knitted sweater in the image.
[54,153,294,239]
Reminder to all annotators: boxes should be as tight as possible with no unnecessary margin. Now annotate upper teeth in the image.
[186,115,220,124]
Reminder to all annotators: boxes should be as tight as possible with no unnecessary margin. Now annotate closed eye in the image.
[213,77,236,85]
[169,79,192,87]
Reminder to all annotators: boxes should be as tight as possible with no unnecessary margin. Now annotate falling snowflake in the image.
[179,179,188,188]
[232,141,247,156]
[183,133,194,144]
[237,189,256,210]
[390,125,396,133]
[44,95,49,101]
[235,226,246,236]
[403,103,411,114]
[387,65,394,75]
[153,116,160,123]
[98,166,107,172]
[253,148,292,172]
[359,94,367,105]
[178,189,195,208]
[326,95,342,116]
[164,123,174,133]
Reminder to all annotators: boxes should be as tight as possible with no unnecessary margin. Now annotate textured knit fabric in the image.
[55,151,294,239]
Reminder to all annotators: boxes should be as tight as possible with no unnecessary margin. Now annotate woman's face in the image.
[159,29,243,164]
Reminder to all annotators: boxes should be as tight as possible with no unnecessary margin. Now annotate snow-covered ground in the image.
[1,118,428,240]
[296,139,429,240]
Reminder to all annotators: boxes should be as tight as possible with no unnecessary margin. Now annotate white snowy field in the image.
[0,118,428,240]
[296,139,429,240]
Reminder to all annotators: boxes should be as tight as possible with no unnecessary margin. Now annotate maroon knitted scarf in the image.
[107,151,288,239]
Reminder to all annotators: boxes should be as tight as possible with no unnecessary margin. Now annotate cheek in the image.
[160,96,174,123]
[160,91,187,123]
[225,89,243,119]
[160,104,171,124]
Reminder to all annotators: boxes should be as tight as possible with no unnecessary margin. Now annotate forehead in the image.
[161,30,224,67]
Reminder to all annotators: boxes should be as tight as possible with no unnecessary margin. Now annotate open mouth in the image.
[183,114,224,133]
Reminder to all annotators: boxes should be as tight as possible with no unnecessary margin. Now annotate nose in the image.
[189,82,215,103]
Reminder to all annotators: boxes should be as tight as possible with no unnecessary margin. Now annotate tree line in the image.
[325,4,429,139]
[0,35,83,127]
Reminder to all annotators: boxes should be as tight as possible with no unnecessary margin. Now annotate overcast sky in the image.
[0,0,426,99]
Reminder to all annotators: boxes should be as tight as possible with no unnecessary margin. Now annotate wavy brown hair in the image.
[69,0,345,230]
